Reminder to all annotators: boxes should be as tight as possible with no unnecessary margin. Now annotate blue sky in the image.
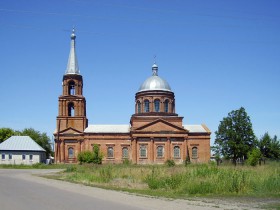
[0,0,279,145]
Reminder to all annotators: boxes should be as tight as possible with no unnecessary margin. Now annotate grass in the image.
[0,163,67,169]
[44,162,280,199]
[1,162,279,199]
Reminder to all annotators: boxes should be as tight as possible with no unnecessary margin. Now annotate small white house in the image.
[0,136,46,165]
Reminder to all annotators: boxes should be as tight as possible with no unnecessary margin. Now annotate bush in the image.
[78,151,94,163]
[185,154,191,166]
[92,144,103,164]
[165,159,175,167]
[122,159,131,165]
[247,148,262,166]
[78,145,103,164]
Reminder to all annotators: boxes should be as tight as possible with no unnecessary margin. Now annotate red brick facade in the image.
[54,31,210,164]
[54,73,211,164]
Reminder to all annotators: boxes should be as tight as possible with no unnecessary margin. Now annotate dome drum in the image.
[132,112,179,117]
[135,91,176,115]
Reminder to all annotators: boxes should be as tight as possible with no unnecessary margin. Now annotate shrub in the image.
[78,151,94,163]
[185,155,191,166]
[145,167,163,189]
[122,159,131,165]
[165,159,175,167]
[77,145,103,164]
[92,144,103,164]
[247,148,262,166]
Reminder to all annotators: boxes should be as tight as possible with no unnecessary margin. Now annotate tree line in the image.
[214,107,280,165]
[0,128,53,158]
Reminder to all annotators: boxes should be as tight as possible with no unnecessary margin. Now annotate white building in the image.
[0,136,46,165]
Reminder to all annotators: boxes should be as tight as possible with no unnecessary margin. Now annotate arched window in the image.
[192,147,198,159]
[140,145,147,158]
[122,147,128,159]
[154,99,160,112]
[68,102,75,116]
[144,100,150,112]
[164,99,169,112]
[157,146,164,158]
[107,147,114,158]
[174,146,180,158]
[68,81,75,95]
[137,101,141,113]
[68,147,74,158]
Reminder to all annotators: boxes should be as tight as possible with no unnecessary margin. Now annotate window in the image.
[144,100,150,112]
[174,146,180,158]
[157,146,164,158]
[172,101,175,113]
[164,99,169,112]
[192,147,198,159]
[122,147,128,159]
[22,154,26,160]
[9,154,12,160]
[154,99,160,112]
[68,147,74,158]
[107,147,114,158]
[140,145,147,158]
[137,101,141,113]
[1,154,5,160]
[68,81,75,95]
[29,154,33,161]
[68,102,75,116]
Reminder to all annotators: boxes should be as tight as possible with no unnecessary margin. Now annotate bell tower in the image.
[56,28,88,132]
[54,28,88,163]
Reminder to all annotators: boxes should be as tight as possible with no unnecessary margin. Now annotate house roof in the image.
[84,125,130,133]
[0,136,46,151]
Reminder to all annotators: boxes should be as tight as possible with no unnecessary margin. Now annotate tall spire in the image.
[65,27,80,75]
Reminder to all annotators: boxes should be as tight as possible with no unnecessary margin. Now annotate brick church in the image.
[54,29,211,164]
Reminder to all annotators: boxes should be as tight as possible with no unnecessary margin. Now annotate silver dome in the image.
[138,75,172,92]
[138,63,172,92]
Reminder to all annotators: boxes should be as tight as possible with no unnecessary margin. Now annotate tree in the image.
[214,107,256,165]
[270,135,280,159]
[259,132,271,159]
[0,128,15,143]
[259,133,280,160]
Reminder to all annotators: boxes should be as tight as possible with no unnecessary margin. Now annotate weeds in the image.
[40,162,280,198]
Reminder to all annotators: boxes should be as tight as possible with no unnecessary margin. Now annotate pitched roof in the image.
[84,125,130,133]
[0,136,46,151]
[183,125,210,133]
[84,124,210,134]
